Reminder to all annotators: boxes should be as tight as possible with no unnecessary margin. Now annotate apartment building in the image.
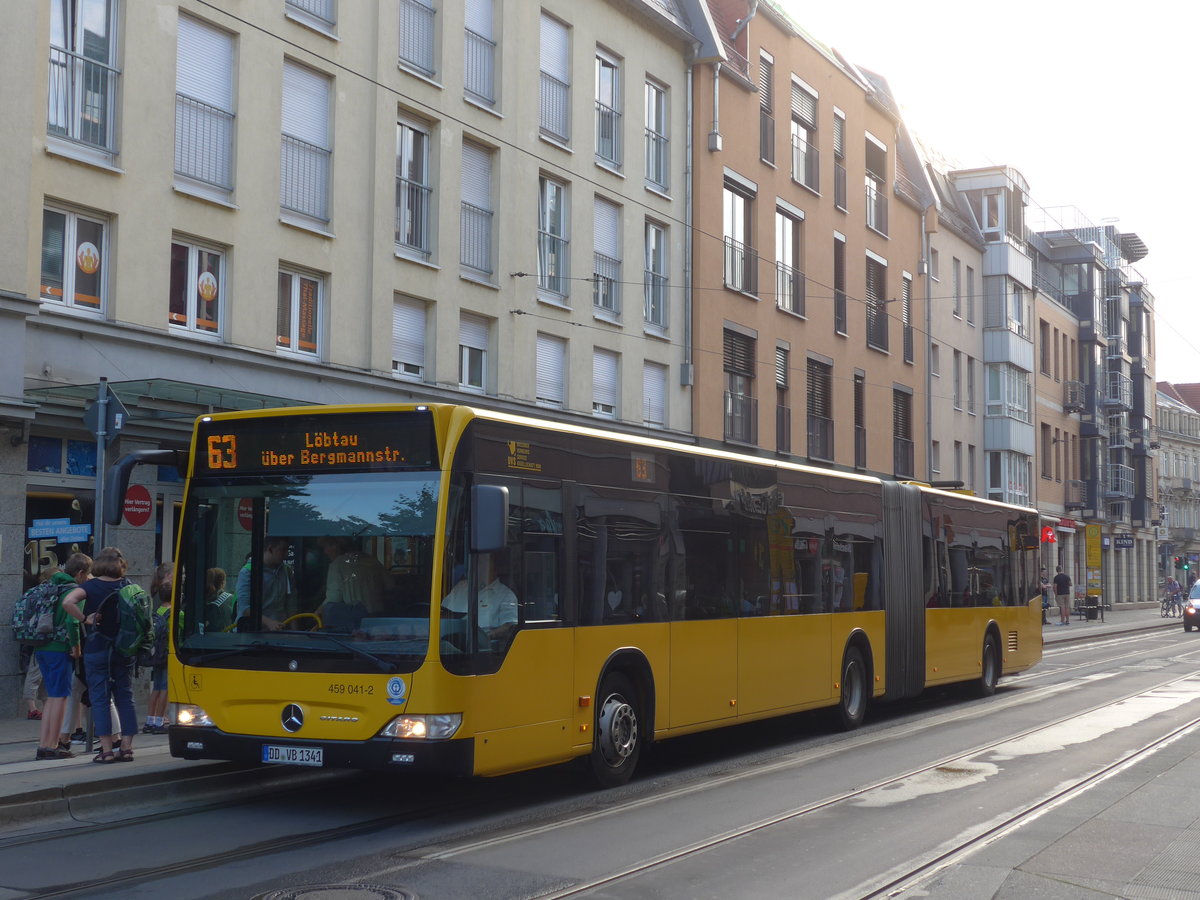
[1157,384,1200,578]
[691,0,929,475]
[0,0,720,711]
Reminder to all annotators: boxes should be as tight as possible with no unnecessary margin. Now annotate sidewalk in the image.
[0,605,1183,833]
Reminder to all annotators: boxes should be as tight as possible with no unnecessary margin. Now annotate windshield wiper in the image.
[302,632,399,673]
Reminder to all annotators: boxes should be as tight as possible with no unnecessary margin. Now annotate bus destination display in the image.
[198,413,435,475]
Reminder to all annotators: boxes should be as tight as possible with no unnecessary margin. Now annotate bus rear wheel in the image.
[589,673,641,788]
[836,646,867,731]
[977,632,1000,697]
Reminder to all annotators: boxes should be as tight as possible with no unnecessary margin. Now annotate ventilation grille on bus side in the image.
[1007,631,1019,653]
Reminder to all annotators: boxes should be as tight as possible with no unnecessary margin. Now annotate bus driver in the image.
[442,554,518,645]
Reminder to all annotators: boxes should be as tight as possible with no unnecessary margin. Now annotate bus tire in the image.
[977,632,1000,697]
[836,646,868,731]
[589,672,641,788]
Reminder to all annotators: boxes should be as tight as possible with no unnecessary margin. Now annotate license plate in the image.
[262,744,323,766]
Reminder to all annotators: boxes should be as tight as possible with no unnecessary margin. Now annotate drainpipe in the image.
[923,215,933,483]
[709,62,722,152]
[683,65,695,395]
[731,0,759,42]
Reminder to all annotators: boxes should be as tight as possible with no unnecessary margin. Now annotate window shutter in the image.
[758,57,773,111]
[593,197,620,258]
[281,61,329,147]
[893,390,912,439]
[465,0,493,39]
[833,113,845,158]
[539,14,569,82]
[723,330,755,377]
[392,296,426,376]
[776,347,789,389]
[461,140,491,208]
[593,349,618,412]
[459,312,488,350]
[791,82,816,128]
[643,362,666,425]
[536,334,566,405]
[807,359,831,418]
[177,16,233,110]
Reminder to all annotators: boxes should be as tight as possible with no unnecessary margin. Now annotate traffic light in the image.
[1175,556,1184,569]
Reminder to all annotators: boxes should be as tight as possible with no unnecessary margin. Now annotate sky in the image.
[776,0,1195,385]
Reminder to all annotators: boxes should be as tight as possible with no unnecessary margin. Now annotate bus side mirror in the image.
[471,485,509,553]
[103,449,187,525]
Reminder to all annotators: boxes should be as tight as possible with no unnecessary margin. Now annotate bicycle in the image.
[1162,593,1182,618]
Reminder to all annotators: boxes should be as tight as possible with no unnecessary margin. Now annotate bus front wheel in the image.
[977,632,1000,697]
[836,646,868,731]
[589,673,641,788]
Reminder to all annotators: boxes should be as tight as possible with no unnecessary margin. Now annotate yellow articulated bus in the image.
[106,403,1042,786]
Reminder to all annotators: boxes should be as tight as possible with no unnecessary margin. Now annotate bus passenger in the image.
[235,537,293,630]
[204,567,235,633]
[442,554,518,644]
[315,536,389,630]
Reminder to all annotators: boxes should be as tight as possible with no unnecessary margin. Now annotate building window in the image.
[758,53,774,165]
[392,295,427,379]
[168,239,223,336]
[987,450,1030,506]
[40,206,107,313]
[931,343,940,377]
[643,361,667,427]
[723,329,757,444]
[396,116,433,258]
[723,180,756,294]
[929,247,940,281]
[931,440,941,475]
[460,139,493,276]
[901,274,913,363]
[986,363,1031,423]
[539,14,570,142]
[833,109,846,210]
[893,389,914,478]
[952,257,962,317]
[644,221,668,330]
[966,265,975,324]
[645,80,669,190]
[593,196,621,317]
[399,0,436,77]
[775,209,804,315]
[277,267,321,356]
[593,348,618,417]
[865,254,888,351]
[834,235,847,335]
[865,136,888,235]
[286,0,336,29]
[536,333,566,407]
[776,346,791,455]
[175,15,235,193]
[807,358,833,461]
[595,50,622,168]
[48,0,118,153]
[790,79,818,191]
[464,0,495,106]
[854,372,866,468]
[953,350,962,409]
[459,313,489,392]
[967,356,976,414]
[280,60,331,224]
[537,176,569,298]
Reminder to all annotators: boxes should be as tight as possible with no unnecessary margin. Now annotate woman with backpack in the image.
[32,553,92,760]
[62,546,139,763]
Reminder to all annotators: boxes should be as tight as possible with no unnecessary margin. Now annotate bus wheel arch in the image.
[589,650,654,788]
[835,634,872,731]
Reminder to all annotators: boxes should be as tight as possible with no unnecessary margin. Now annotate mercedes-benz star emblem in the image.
[282,704,304,733]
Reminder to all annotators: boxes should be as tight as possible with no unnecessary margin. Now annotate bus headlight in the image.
[174,704,214,727]
[381,713,462,740]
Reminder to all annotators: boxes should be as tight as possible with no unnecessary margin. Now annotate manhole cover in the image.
[255,886,415,900]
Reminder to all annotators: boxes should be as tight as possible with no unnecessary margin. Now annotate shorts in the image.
[34,650,74,698]
[151,665,168,692]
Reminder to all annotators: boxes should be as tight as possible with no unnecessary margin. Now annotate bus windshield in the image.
[175,471,440,673]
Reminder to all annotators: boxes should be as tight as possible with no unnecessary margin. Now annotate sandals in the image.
[92,750,117,764]
[114,749,134,762]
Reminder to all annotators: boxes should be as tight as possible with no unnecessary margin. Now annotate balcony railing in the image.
[280,134,330,222]
[395,178,432,256]
[724,392,758,444]
[398,0,436,75]
[539,72,570,142]
[593,252,621,315]
[1105,370,1133,409]
[808,414,833,461]
[1064,379,1086,412]
[834,161,847,210]
[596,102,622,167]
[1107,333,1127,359]
[723,237,758,294]
[776,405,791,455]
[791,134,819,192]
[286,0,335,25]
[645,129,669,190]
[174,94,233,189]
[776,261,805,316]
[460,201,493,275]
[865,179,888,235]
[537,231,569,296]
[464,29,496,105]
[644,269,668,328]
[894,437,915,479]
[47,47,118,152]
[1106,463,1134,498]
[1064,479,1086,509]
[855,424,867,468]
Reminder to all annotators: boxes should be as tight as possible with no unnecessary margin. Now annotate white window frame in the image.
[644,80,668,191]
[47,0,119,158]
[537,175,569,299]
[169,237,225,338]
[396,115,433,259]
[459,312,489,393]
[276,266,323,357]
[392,294,427,380]
[40,205,108,315]
[595,49,622,169]
[644,220,668,331]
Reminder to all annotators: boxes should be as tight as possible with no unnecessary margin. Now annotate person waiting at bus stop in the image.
[442,554,518,646]
[236,537,294,630]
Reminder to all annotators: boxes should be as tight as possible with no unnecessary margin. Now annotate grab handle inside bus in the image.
[471,484,508,553]
[104,449,188,525]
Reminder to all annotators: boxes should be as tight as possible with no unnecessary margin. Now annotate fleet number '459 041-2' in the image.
[328,683,374,695]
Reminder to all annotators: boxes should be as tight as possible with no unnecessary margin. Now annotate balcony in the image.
[539,72,570,142]
[724,392,758,445]
[1063,380,1086,412]
[776,262,805,316]
[47,47,119,153]
[1105,463,1134,498]
[593,252,622,316]
[808,414,833,461]
[398,0,436,76]
[460,201,493,275]
[1107,332,1127,359]
[1064,478,1086,509]
[395,178,432,258]
[280,134,330,222]
[595,101,622,168]
[894,437,914,479]
[174,94,234,190]
[1104,371,1133,409]
[723,237,758,295]
[791,135,819,192]
[464,29,496,106]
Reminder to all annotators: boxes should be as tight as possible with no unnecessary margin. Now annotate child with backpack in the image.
[62,547,150,763]
[143,563,173,735]
[26,554,92,760]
